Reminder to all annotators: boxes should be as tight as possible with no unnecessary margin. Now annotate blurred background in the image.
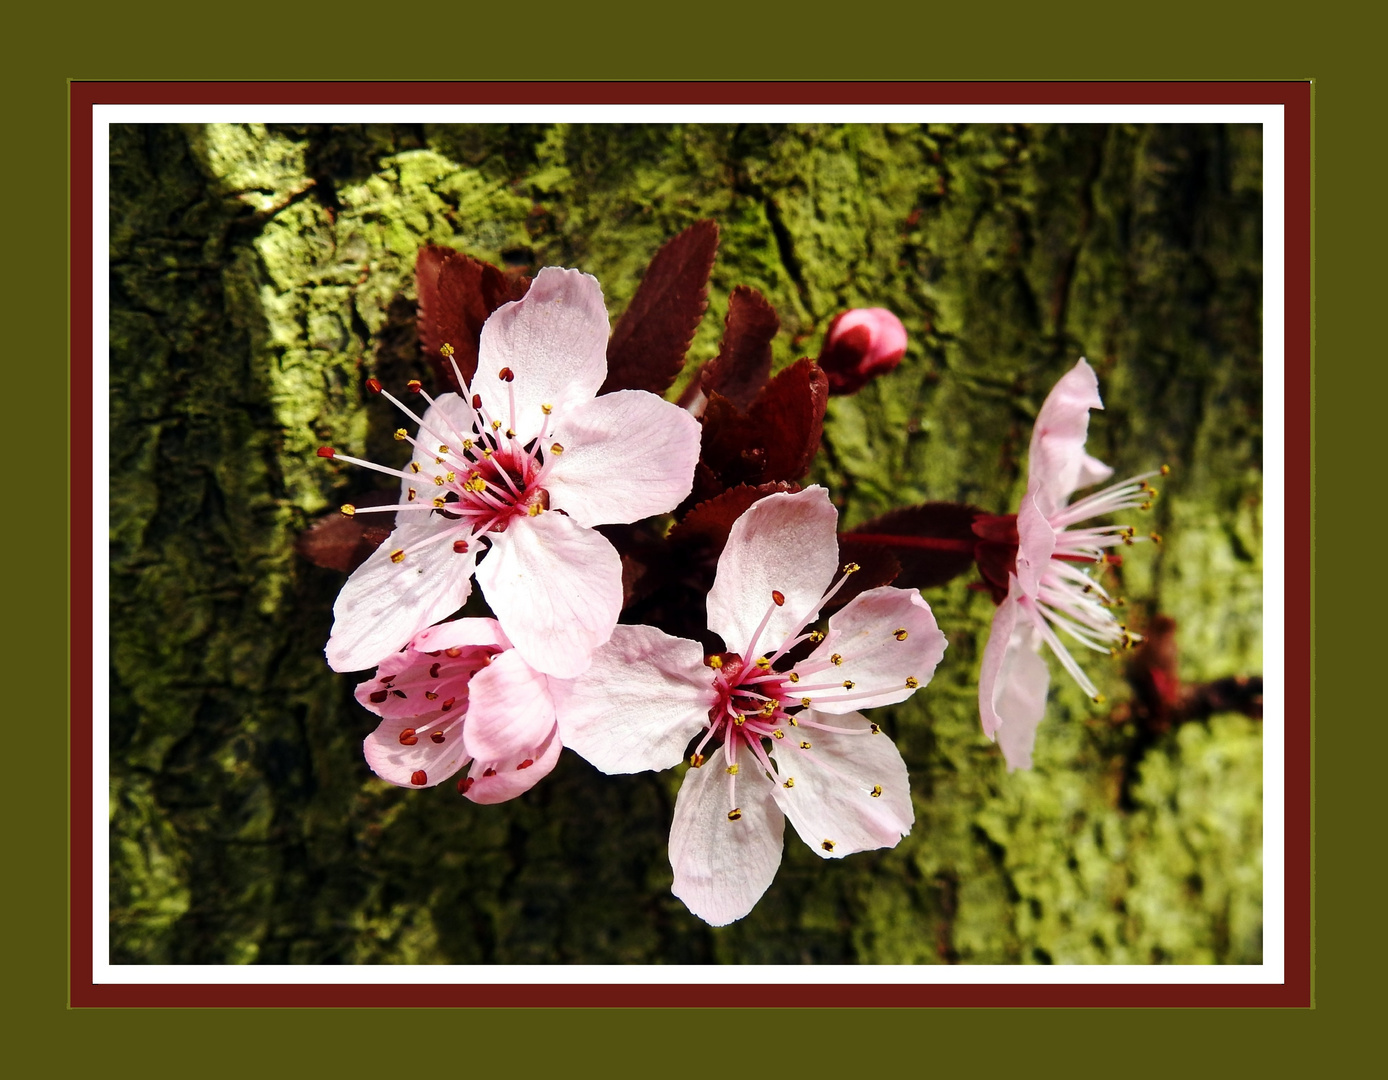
[109,122,1263,964]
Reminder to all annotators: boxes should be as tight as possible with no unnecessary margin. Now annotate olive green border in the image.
[25,0,1353,1069]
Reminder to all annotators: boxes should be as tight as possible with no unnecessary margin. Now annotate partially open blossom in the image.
[557,487,947,926]
[358,619,562,804]
[978,358,1164,770]
[817,307,908,395]
[321,267,702,678]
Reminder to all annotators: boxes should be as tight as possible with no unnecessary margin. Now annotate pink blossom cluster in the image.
[315,245,1158,926]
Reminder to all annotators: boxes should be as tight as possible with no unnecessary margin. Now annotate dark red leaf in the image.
[746,358,829,482]
[700,285,778,411]
[416,245,529,393]
[295,491,397,573]
[667,482,799,552]
[845,502,985,591]
[602,219,719,396]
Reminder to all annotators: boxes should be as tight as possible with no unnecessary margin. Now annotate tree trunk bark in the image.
[109,121,1264,964]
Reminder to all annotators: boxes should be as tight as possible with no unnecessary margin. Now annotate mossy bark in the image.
[109,122,1263,964]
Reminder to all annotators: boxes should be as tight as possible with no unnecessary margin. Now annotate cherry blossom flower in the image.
[321,267,702,678]
[357,619,562,804]
[557,487,947,926]
[979,358,1164,770]
[817,307,908,395]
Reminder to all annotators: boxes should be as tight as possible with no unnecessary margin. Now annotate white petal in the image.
[543,390,701,527]
[706,487,840,658]
[474,267,610,443]
[992,623,1051,772]
[1015,492,1057,599]
[1028,357,1104,516]
[558,625,715,774]
[460,649,557,763]
[670,758,784,927]
[362,712,470,789]
[800,587,947,713]
[462,722,564,804]
[978,582,1024,739]
[326,519,477,672]
[769,710,913,858]
[475,512,622,678]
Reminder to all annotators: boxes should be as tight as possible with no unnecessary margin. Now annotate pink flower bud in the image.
[817,308,908,395]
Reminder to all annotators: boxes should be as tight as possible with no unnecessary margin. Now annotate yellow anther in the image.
[756,656,771,670]
[761,701,776,715]
[726,764,739,775]
[434,475,446,486]
[339,504,356,516]
[435,457,445,465]
[842,680,855,689]
[707,655,723,669]
[799,740,812,750]
[491,420,502,431]
[528,503,543,516]
[727,808,742,821]
[394,428,408,441]
[733,715,746,726]
[821,840,835,852]
[905,676,919,689]
[424,690,438,701]
[440,342,454,357]
[410,461,421,473]
[830,653,843,666]
[808,631,826,644]
[773,730,786,739]
[869,723,881,735]
[390,549,405,564]
[407,487,417,502]
[783,778,795,789]
[463,439,473,451]
[690,753,706,768]
[1092,694,1107,705]
[439,445,450,454]
[842,562,860,574]
[550,443,565,456]
[788,672,800,683]
[541,403,552,415]
[870,785,882,798]
[481,448,493,458]
[1160,464,1171,475]
[445,472,456,483]
[801,697,812,707]
[505,428,516,439]
[1150,532,1163,544]
[433,497,446,508]
[894,628,908,641]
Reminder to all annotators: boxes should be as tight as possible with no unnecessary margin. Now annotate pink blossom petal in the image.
[543,390,701,527]
[410,618,509,654]
[802,587,947,714]
[1028,357,1105,516]
[978,581,1024,739]
[474,267,610,443]
[769,710,913,858]
[669,759,785,927]
[462,723,563,805]
[706,487,840,657]
[326,519,478,672]
[558,624,715,774]
[362,711,471,789]
[991,624,1051,772]
[460,649,558,763]
[1015,493,1057,599]
[475,511,622,678]
[405,394,479,491]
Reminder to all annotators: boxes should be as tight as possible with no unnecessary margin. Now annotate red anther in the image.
[406,379,423,393]
[445,647,464,658]
[453,540,469,553]
[458,777,475,795]
[369,689,389,704]
[410,770,428,786]
[366,377,383,394]
[429,663,442,679]
[471,394,482,409]
[441,697,456,711]
[482,767,497,777]
[316,446,336,458]
[772,590,786,607]
[430,730,446,744]
[516,758,534,770]
[498,367,514,382]
[398,728,419,746]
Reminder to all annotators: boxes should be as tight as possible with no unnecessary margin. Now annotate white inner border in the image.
[91,101,1287,988]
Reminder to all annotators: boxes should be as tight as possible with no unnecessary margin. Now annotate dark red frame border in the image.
[73,81,1312,1007]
